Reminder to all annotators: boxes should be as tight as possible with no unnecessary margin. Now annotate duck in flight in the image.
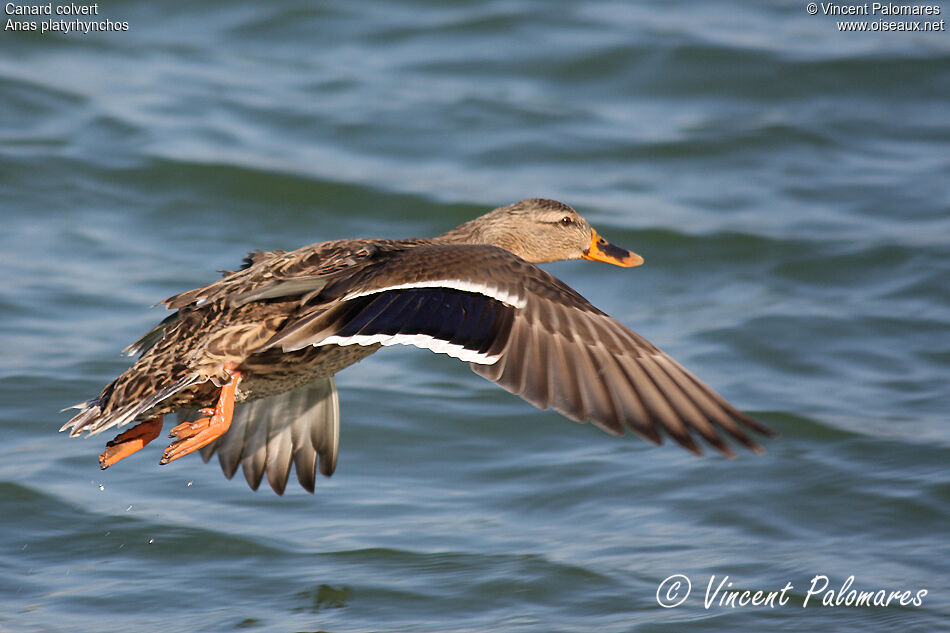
[61,199,774,494]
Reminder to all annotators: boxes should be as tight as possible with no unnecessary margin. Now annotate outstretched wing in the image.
[195,377,340,495]
[264,244,774,457]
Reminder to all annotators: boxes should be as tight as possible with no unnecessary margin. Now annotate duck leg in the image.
[99,416,164,469]
[160,365,242,465]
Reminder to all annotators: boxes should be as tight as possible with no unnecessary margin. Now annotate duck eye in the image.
[560,216,573,226]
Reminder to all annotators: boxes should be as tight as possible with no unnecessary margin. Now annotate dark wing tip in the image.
[468,269,777,461]
[296,468,317,494]
[243,464,265,491]
[700,430,738,459]
[318,456,336,478]
[268,478,288,496]
[670,430,705,457]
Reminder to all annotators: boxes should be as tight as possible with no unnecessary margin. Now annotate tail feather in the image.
[60,374,203,438]
[58,402,103,436]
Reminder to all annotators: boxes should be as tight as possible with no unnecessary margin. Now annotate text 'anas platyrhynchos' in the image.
[61,198,774,494]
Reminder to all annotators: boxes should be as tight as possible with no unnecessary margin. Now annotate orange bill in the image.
[582,228,644,267]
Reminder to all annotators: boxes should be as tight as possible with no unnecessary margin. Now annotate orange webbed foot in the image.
[160,368,242,465]
[99,416,164,469]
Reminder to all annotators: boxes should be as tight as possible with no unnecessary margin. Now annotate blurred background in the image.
[1,1,948,631]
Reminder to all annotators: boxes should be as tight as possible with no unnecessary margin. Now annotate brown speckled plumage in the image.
[62,199,774,494]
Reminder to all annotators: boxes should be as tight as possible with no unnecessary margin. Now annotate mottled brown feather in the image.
[62,198,773,494]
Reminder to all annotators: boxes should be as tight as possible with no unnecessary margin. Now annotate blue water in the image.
[2,1,949,631]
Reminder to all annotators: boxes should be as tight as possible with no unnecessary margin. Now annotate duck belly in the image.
[234,343,380,401]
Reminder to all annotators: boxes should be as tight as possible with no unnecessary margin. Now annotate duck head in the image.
[439,198,644,266]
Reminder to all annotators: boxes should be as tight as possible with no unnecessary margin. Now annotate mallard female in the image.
[62,199,773,494]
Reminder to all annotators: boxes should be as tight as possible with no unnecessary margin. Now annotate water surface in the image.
[1,1,948,631]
